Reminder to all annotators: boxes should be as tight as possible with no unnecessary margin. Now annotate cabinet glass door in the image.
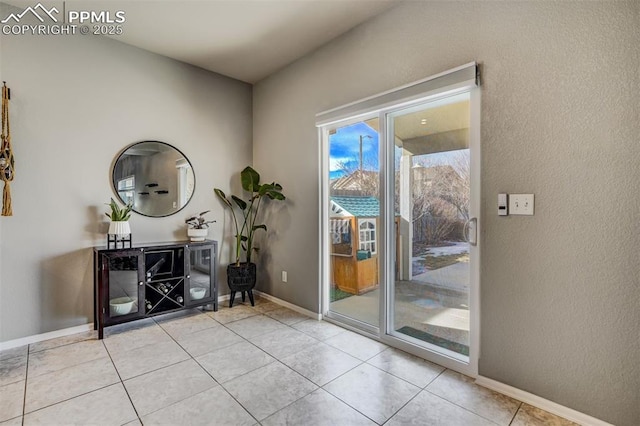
[102,252,144,321]
[186,246,213,304]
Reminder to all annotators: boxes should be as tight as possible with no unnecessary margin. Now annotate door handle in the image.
[466,217,478,246]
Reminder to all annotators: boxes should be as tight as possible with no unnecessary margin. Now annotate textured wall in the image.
[253,1,640,425]
[0,14,253,341]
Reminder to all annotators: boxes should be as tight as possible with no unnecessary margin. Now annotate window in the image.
[117,176,135,206]
[330,218,352,255]
[358,219,376,254]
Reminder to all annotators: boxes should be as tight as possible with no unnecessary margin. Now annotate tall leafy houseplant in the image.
[215,166,286,264]
[214,166,286,307]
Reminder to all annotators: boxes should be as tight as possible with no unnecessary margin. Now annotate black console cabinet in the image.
[94,240,218,339]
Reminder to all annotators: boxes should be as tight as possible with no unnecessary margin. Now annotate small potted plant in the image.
[105,197,133,235]
[105,198,133,248]
[185,210,216,241]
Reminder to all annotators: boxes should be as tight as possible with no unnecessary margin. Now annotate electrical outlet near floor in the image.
[281,270,288,282]
[509,194,534,215]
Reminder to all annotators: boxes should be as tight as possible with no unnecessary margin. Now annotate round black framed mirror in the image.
[112,141,195,217]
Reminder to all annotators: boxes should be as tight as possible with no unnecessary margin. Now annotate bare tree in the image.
[411,150,470,244]
[332,153,379,197]
[331,149,470,245]
[437,150,470,221]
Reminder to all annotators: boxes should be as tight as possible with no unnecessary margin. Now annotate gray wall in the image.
[0,10,253,341]
[253,2,640,425]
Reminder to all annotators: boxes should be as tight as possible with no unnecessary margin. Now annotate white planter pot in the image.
[108,221,131,236]
[187,228,208,242]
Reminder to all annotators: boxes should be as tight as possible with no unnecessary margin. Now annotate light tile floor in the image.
[0,297,577,425]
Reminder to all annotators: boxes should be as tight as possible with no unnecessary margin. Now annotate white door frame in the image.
[378,87,481,377]
[318,65,481,378]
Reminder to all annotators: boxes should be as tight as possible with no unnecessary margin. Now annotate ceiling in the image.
[364,93,470,156]
[7,0,400,83]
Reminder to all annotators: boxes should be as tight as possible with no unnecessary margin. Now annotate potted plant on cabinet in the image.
[105,198,133,248]
[185,210,216,241]
[214,166,286,307]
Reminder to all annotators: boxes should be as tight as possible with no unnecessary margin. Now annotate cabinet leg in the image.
[229,291,236,308]
[98,326,104,340]
[247,290,255,307]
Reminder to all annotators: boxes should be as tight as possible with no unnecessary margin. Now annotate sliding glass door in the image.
[325,118,380,331]
[387,93,473,362]
[319,63,480,373]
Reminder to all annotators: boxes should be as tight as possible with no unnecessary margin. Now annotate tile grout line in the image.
[146,308,262,425]
[234,319,326,424]
[297,335,388,424]
[197,302,302,420]
[424,366,447,388]
[318,382,382,425]
[267,320,399,421]
[19,359,121,419]
[198,304,330,423]
[27,332,95,355]
[379,383,423,426]
[15,301,552,426]
[217,310,321,422]
[423,375,511,426]
[22,317,232,419]
[318,358,424,425]
[363,356,443,390]
[102,337,143,424]
[17,333,115,418]
[23,304,433,423]
[424,389,504,425]
[508,401,524,425]
[21,345,29,425]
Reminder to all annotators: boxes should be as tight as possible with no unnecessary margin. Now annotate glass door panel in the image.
[104,252,143,320]
[187,246,213,304]
[327,118,380,328]
[389,93,471,359]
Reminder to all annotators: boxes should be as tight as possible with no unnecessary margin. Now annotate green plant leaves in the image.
[231,195,247,210]
[106,197,132,221]
[215,167,287,265]
[214,188,233,208]
[241,166,260,192]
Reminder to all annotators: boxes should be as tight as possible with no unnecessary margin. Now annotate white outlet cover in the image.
[509,194,534,215]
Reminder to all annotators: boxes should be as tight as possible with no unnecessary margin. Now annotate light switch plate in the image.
[498,193,508,216]
[509,194,534,215]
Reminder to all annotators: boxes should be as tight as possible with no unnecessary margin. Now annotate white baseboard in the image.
[475,376,613,426]
[253,290,321,320]
[0,323,95,351]
[1,292,319,351]
[1,294,232,351]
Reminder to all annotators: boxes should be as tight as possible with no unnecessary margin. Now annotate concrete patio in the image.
[329,278,469,352]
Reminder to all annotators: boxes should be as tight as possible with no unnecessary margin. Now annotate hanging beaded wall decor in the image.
[1,82,14,216]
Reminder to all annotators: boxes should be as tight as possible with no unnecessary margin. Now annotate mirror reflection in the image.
[112,141,195,217]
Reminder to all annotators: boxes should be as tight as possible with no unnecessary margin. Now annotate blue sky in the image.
[329,122,379,179]
[329,121,467,179]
